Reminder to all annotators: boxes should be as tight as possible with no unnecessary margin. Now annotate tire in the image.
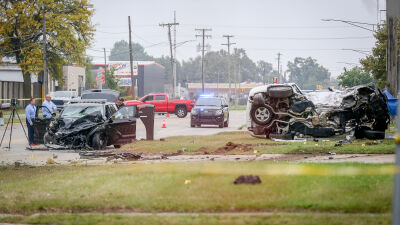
[190,120,195,127]
[175,106,187,118]
[268,86,293,98]
[250,105,274,126]
[224,117,229,127]
[92,132,107,150]
[219,121,224,128]
[114,145,121,149]
[43,132,53,144]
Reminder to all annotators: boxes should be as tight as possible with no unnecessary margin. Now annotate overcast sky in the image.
[89,0,385,78]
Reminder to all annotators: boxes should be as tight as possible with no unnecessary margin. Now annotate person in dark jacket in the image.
[116,97,125,109]
[25,98,37,146]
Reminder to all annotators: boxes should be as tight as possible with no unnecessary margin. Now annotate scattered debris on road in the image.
[79,151,142,161]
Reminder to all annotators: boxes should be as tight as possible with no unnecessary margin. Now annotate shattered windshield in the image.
[61,105,104,118]
[195,98,221,107]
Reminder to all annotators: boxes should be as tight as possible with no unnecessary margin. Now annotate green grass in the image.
[0,213,391,225]
[229,105,247,110]
[121,131,395,155]
[0,162,393,214]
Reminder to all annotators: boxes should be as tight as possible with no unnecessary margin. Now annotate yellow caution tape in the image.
[0,98,43,101]
[200,164,399,176]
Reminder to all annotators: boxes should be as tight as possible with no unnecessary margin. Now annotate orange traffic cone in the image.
[166,113,170,118]
[162,119,167,128]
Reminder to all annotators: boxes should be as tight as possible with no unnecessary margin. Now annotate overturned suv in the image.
[246,83,389,140]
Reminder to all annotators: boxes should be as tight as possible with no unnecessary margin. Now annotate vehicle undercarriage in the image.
[247,84,390,140]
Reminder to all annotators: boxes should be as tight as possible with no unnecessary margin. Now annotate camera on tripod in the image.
[10,98,18,105]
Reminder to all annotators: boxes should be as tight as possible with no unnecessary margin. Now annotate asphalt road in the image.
[0,110,247,165]
[136,110,247,140]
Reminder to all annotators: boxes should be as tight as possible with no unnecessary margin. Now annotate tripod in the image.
[0,100,29,150]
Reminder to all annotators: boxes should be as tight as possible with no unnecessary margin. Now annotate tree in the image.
[256,60,273,84]
[360,23,400,88]
[104,68,118,90]
[0,0,94,98]
[337,67,374,87]
[180,48,264,84]
[287,57,331,90]
[109,40,154,61]
[85,57,94,89]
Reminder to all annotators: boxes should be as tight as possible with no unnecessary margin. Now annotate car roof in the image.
[82,89,120,95]
[65,103,106,106]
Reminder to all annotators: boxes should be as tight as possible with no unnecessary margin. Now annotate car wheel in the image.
[92,132,107,150]
[224,118,229,127]
[190,120,195,127]
[43,132,53,144]
[250,105,274,126]
[114,145,121,149]
[175,106,187,118]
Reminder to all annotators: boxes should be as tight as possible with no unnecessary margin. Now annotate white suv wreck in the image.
[246,83,389,140]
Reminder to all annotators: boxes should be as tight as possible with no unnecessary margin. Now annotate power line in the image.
[180,24,354,29]
[160,22,179,98]
[195,28,212,94]
[222,34,235,99]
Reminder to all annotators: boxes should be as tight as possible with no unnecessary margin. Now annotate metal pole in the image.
[173,11,177,97]
[217,72,219,96]
[394,99,400,225]
[128,16,135,98]
[201,29,205,94]
[103,48,107,89]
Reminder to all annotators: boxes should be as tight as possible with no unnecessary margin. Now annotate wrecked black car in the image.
[33,99,137,149]
[246,83,389,140]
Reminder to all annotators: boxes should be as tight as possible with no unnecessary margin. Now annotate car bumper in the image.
[191,114,224,124]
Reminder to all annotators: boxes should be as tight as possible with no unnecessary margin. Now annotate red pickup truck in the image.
[125,93,195,118]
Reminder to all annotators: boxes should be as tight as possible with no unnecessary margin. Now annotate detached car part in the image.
[246,83,389,140]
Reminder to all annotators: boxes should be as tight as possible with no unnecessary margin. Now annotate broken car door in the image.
[32,106,53,144]
[106,106,137,145]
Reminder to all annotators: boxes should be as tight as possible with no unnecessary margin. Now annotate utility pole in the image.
[217,71,220,96]
[103,48,107,89]
[42,4,48,95]
[387,0,400,224]
[387,17,398,97]
[196,28,212,94]
[173,11,177,97]
[128,16,135,98]
[222,35,235,101]
[160,22,179,98]
[277,52,281,83]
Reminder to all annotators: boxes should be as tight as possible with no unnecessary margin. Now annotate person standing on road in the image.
[116,97,125,109]
[42,94,57,118]
[25,98,37,146]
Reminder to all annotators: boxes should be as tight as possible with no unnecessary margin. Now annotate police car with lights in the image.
[190,95,229,128]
